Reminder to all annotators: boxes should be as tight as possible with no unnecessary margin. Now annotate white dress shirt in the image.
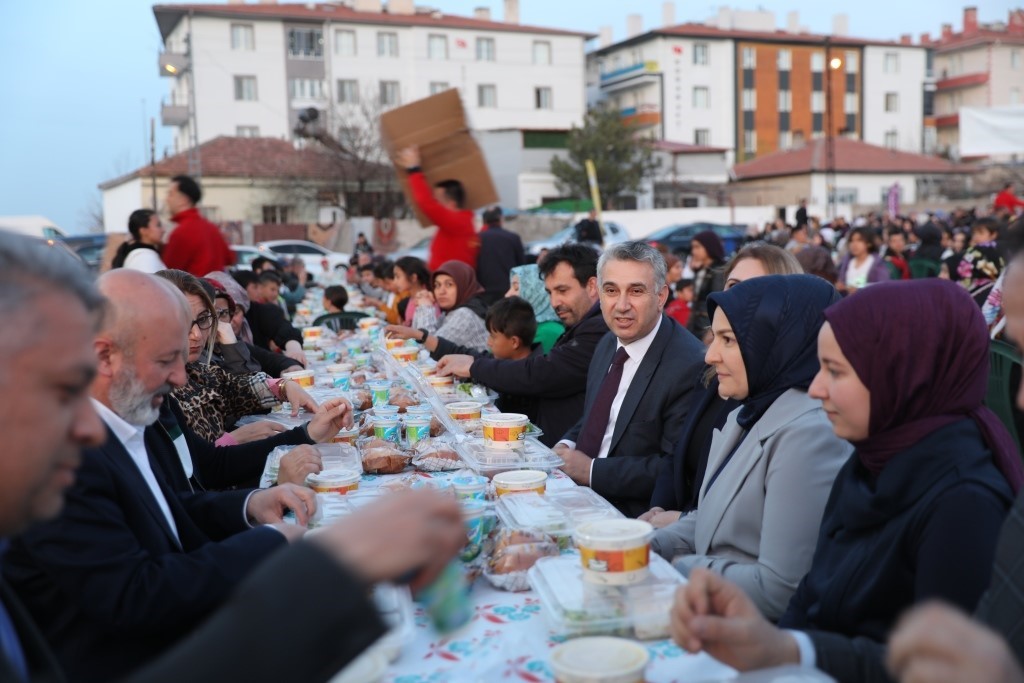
[559,316,664,480]
[92,398,181,544]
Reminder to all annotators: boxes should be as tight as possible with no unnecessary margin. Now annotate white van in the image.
[0,215,67,240]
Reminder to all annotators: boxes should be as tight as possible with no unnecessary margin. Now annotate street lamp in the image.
[824,38,842,222]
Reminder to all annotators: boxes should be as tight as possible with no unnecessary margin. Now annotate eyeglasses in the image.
[215,307,232,322]
[191,311,216,331]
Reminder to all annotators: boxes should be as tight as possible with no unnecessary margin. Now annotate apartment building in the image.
[928,7,1024,158]
[154,1,590,154]
[586,7,927,163]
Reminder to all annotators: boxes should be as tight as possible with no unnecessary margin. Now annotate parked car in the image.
[525,220,629,258]
[254,240,350,273]
[390,236,432,263]
[60,234,107,273]
[230,245,260,270]
[642,223,747,258]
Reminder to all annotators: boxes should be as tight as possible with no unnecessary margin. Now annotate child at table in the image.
[485,297,539,419]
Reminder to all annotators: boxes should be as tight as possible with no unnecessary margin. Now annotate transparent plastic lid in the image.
[496,489,622,537]
[456,437,563,476]
[527,554,684,640]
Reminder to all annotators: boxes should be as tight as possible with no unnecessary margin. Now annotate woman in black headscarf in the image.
[652,275,852,620]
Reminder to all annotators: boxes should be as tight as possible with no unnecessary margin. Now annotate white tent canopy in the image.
[959,105,1024,156]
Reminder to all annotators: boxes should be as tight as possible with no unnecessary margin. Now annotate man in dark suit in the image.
[436,244,607,446]
[476,206,526,305]
[0,232,466,683]
[555,241,706,517]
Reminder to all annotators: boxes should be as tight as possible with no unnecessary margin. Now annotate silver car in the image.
[525,220,629,258]
[254,239,351,273]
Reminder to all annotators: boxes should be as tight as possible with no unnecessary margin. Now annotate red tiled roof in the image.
[99,136,386,189]
[153,3,593,41]
[934,31,1024,53]
[654,140,729,154]
[731,137,972,180]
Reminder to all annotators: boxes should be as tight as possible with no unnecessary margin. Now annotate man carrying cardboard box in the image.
[397,146,479,272]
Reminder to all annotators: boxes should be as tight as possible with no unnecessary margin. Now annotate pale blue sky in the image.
[0,0,1012,233]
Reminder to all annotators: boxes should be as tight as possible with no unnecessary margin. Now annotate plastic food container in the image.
[496,489,622,548]
[482,413,529,450]
[528,554,684,640]
[429,375,455,393]
[385,337,406,350]
[459,499,487,562]
[306,469,360,495]
[332,427,360,445]
[456,438,564,478]
[373,416,400,443]
[344,340,364,356]
[493,469,547,497]
[329,373,352,391]
[451,473,488,501]
[404,417,431,445]
[575,520,653,586]
[390,346,419,365]
[416,362,438,377]
[446,401,482,421]
[302,327,323,340]
[405,404,433,417]
[281,368,315,388]
[550,637,649,683]
[358,317,381,331]
[368,380,390,407]
[327,362,355,374]
[351,352,373,368]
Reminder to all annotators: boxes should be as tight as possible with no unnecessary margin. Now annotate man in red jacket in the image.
[994,182,1024,216]
[396,147,479,271]
[162,175,234,276]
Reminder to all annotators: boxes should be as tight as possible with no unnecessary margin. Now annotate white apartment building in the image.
[155,1,591,154]
[586,7,928,160]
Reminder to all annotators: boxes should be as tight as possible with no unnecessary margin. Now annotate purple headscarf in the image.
[824,279,1023,493]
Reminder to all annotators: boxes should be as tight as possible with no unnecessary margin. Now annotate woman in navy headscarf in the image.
[653,275,852,620]
[668,279,1022,682]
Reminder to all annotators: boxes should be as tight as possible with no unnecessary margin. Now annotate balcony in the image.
[621,103,661,128]
[600,60,662,92]
[935,72,988,90]
[934,113,960,128]
[161,98,189,127]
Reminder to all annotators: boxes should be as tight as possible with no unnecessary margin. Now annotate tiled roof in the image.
[153,3,594,41]
[934,30,1024,53]
[99,136,386,189]
[653,140,729,154]
[731,137,973,180]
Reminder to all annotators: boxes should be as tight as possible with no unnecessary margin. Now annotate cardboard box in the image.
[380,89,498,227]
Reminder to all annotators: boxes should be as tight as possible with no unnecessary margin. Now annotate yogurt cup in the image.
[404,417,431,445]
[451,473,488,501]
[385,337,406,350]
[327,362,356,374]
[358,317,381,331]
[446,401,483,421]
[390,346,419,365]
[492,469,547,497]
[330,372,352,391]
[405,404,433,417]
[344,340,364,356]
[481,413,529,450]
[281,368,315,388]
[373,416,400,443]
[550,637,649,683]
[373,405,401,417]
[302,326,323,340]
[574,519,653,586]
[429,375,455,393]
[306,469,360,495]
[352,353,373,368]
[368,380,391,407]
[459,499,487,562]
[332,427,360,445]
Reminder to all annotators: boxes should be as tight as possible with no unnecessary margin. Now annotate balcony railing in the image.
[600,60,661,85]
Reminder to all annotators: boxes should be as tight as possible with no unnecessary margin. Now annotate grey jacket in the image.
[651,388,852,620]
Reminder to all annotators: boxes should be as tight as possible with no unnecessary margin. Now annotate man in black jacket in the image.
[476,206,526,305]
[436,244,606,446]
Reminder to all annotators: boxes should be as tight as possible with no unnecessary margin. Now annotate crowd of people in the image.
[3,157,1024,683]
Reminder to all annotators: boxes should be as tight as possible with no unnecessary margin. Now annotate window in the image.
[476,37,495,61]
[811,91,825,113]
[337,79,359,104]
[429,81,449,95]
[694,129,710,146]
[777,49,791,70]
[236,125,259,137]
[883,51,899,73]
[428,34,448,60]
[533,41,552,65]
[262,206,292,224]
[289,78,325,100]
[478,84,497,108]
[778,90,792,112]
[692,86,709,109]
[743,130,757,154]
[811,52,824,71]
[288,28,323,58]
[845,51,858,72]
[535,87,552,109]
[379,80,400,106]
[230,24,254,50]
[233,76,257,101]
[885,92,899,112]
[1012,50,1021,70]
[693,43,709,65]
[335,29,356,56]
[742,88,755,110]
[779,130,792,149]
[742,47,756,69]
[377,32,398,57]
[834,188,858,204]
[884,130,899,149]
[845,92,858,113]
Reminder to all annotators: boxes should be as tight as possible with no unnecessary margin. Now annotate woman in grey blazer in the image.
[651,275,852,620]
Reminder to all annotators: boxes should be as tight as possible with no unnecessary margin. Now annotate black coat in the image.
[245,301,302,351]
[477,225,526,302]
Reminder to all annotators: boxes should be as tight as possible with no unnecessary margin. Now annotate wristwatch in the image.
[418,328,429,343]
